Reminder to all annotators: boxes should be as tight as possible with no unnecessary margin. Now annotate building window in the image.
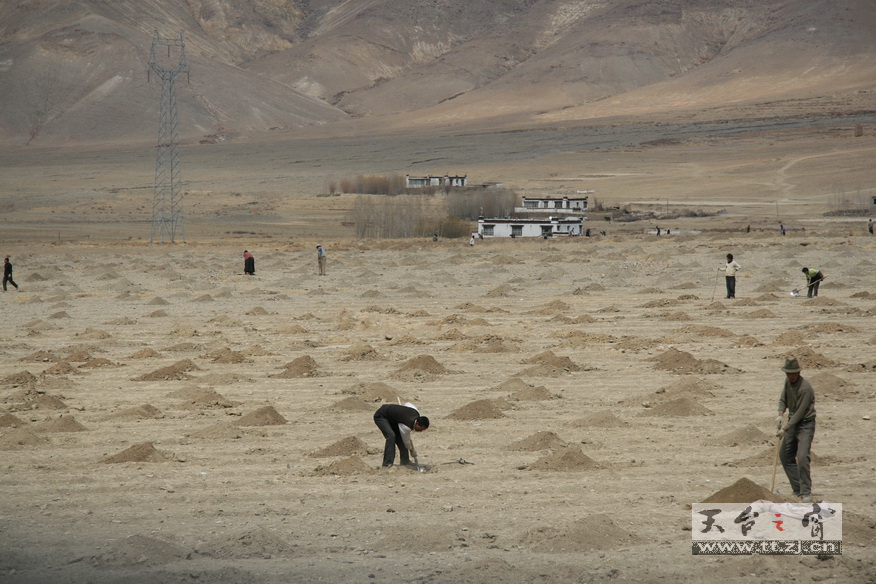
[541,226,552,236]
[482,225,494,236]
[511,225,523,237]
[524,200,537,208]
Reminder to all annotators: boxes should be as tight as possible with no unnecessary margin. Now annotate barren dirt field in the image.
[1,122,875,583]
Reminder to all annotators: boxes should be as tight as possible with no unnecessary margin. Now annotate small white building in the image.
[477,216,585,238]
[514,195,589,215]
[406,174,468,188]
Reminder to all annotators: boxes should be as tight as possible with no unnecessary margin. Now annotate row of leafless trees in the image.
[336,173,518,238]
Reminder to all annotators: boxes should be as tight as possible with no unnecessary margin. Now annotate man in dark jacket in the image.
[3,257,18,292]
[373,403,429,468]
[776,357,816,502]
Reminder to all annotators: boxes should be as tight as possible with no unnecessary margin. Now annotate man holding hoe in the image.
[776,357,816,502]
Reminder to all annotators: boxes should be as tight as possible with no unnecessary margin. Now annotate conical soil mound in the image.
[574,411,627,428]
[313,456,372,476]
[507,431,567,451]
[110,404,163,420]
[235,406,287,426]
[196,527,293,559]
[708,425,771,447]
[271,355,322,378]
[509,385,554,401]
[0,413,25,427]
[529,447,601,471]
[34,415,88,432]
[446,399,506,421]
[101,442,172,463]
[701,477,794,503]
[0,428,47,449]
[331,396,373,411]
[640,397,714,417]
[309,436,370,458]
[135,359,200,381]
[395,354,448,374]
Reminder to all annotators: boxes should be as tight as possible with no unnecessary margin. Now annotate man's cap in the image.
[781,357,802,373]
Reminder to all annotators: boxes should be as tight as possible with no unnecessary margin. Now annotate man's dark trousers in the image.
[779,418,815,496]
[373,405,413,467]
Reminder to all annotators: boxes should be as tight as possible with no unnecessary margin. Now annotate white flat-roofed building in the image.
[477,216,585,238]
[406,174,468,188]
[514,195,588,215]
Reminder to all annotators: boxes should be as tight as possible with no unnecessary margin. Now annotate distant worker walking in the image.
[3,257,19,292]
[801,267,824,298]
[780,223,787,236]
[869,218,873,235]
[373,403,429,469]
[775,357,816,502]
[243,250,255,275]
[316,245,327,275]
[720,253,741,299]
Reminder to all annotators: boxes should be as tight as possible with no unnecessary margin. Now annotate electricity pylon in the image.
[148,31,189,243]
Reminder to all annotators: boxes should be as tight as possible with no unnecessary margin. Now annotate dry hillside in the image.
[1,0,874,146]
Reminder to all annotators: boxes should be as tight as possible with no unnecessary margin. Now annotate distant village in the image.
[405,173,592,238]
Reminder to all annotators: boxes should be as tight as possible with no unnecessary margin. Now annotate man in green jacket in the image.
[801,267,824,298]
[776,357,816,502]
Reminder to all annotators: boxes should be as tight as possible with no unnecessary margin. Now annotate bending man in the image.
[373,403,429,469]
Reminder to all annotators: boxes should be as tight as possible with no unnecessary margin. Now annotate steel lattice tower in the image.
[148,31,189,243]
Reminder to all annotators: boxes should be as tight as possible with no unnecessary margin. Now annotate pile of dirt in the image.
[147,310,169,317]
[508,385,554,401]
[640,298,681,308]
[78,358,118,368]
[331,396,373,411]
[147,297,170,305]
[235,406,287,426]
[193,294,214,302]
[701,477,794,503]
[655,311,692,321]
[340,343,379,361]
[485,284,514,297]
[134,359,201,381]
[528,447,601,471]
[0,413,25,427]
[33,415,87,433]
[492,378,532,392]
[447,336,519,353]
[0,428,47,449]
[242,345,273,357]
[550,314,597,324]
[808,371,858,399]
[167,387,237,408]
[276,324,309,334]
[188,422,244,440]
[93,534,188,567]
[528,300,571,314]
[574,411,627,428]
[313,455,372,476]
[19,350,58,362]
[775,346,842,369]
[203,348,250,364]
[128,348,163,359]
[521,514,640,552]
[108,404,163,420]
[446,399,506,421]
[1,371,38,386]
[309,436,371,458]
[804,322,859,334]
[745,309,777,319]
[195,528,294,559]
[506,431,567,451]
[271,355,322,378]
[100,442,173,464]
[43,361,78,375]
[245,306,270,315]
[650,348,738,374]
[707,425,772,447]
[612,336,655,351]
[65,351,96,362]
[640,397,714,417]
[677,325,735,338]
[391,354,449,381]
[516,350,582,377]
[13,394,70,411]
[524,351,580,370]
[343,381,400,402]
[196,372,253,385]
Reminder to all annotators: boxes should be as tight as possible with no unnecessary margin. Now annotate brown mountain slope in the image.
[0,0,873,146]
